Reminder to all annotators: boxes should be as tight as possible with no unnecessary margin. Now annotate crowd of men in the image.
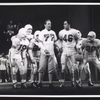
[0,19,100,89]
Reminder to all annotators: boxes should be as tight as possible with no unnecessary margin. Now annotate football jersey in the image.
[29,38,40,57]
[11,37,29,59]
[82,38,100,59]
[75,38,86,61]
[11,37,21,55]
[0,57,7,70]
[20,38,30,58]
[39,29,57,55]
[33,31,40,51]
[59,28,75,40]
[61,29,78,54]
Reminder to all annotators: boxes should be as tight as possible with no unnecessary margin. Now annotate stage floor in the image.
[0,81,100,95]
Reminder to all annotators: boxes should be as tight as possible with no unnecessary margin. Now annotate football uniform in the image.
[82,38,100,70]
[28,38,39,74]
[10,37,26,75]
[76,38,92,78]
[55,39,62,68]
[33,31,41,62]
[61,29,79,73]
[26,34,34,69]
[59,28,75,40]
[20,38,30,74]
[75,38,86,61]
[20,38,29,58]
[38,28,57,74]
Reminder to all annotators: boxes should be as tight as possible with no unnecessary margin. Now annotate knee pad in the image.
[31,64,38,74]
[61,65,66,73]
[71,68,74,74]
[12,67,17,75]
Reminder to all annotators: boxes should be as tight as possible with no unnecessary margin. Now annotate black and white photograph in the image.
[0,3,100,97]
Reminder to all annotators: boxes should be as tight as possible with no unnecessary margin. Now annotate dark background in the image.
[0,5,100,52]
[0,5,100,82]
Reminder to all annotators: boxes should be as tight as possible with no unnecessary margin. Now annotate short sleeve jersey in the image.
[33,31,41,51]
[12,37,21,55]
[39,29,57,55]
[11,37,29,59]
[20,38,30,58]
[81,38,100,57]
[61,29,78,53]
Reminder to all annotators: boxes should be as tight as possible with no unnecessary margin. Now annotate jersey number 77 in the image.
[44,34,54,42]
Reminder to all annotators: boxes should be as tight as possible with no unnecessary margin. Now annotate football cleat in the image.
[76,81,82,88]
[13,82,17,89]
[49,83,54,89]
[59,83,65,89]
[21,82,28,89]
[37,83,42,89]
[31,82,37,88]
[71,81,75,87]
[88,81,94,86]
[5,79,7,82]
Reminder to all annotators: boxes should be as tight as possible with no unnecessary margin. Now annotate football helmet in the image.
[24,24,33,35]
[77,30,82,39]
[34,30,40,39]
[17,28,26,39]
[87,31,96,41]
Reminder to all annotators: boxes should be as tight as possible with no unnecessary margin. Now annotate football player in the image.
[24,24,34,82]
[28,30,41,88]
[59,21,80,88]
[81,31,100,77]
[75,31,94,87]
[10,28,29,89]
[37,19,58,89]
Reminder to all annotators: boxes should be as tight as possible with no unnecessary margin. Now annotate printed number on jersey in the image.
[44,34,54,42]
[86,46,96,52]
[63,34,73,42]
[18,45,27,51]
